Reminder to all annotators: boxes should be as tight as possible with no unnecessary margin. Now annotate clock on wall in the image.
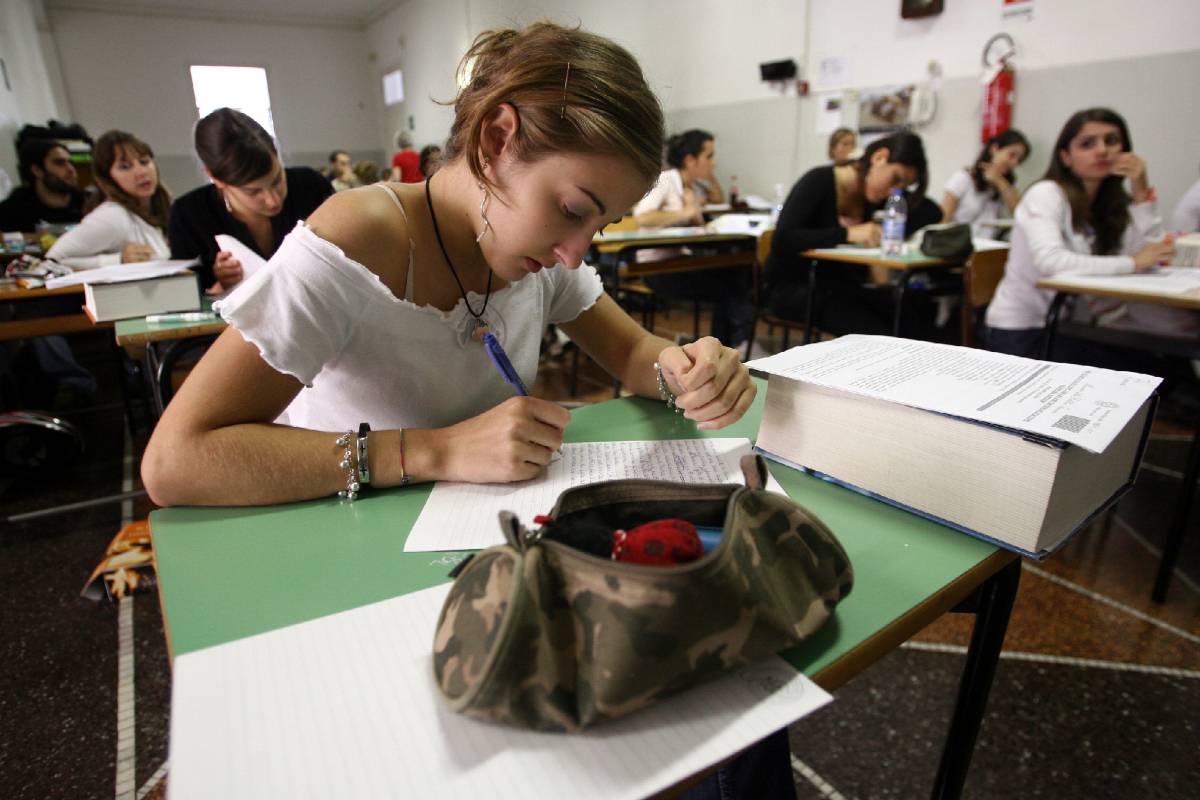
[901,0,944,19]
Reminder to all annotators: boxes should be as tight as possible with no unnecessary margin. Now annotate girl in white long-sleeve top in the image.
[985,108,1183,358]
[46,130,171,269]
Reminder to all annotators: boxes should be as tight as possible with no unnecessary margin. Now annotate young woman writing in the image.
[141,22,755,508]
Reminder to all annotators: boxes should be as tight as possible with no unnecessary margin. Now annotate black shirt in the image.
[168,166,333,288]
[765,165,940,295]
[0,185,87,232]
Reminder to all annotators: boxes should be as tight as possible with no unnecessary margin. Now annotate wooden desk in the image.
[152,384,1018,799]
[799,247,959,342]
[0,283,112,341]
[113,306,225,415]
[1039,275,1200,603]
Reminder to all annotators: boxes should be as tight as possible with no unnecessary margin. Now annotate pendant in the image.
[470,318,490,341]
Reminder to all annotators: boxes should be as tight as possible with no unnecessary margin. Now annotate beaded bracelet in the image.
[335,430,360,501]
[654,362,682,413]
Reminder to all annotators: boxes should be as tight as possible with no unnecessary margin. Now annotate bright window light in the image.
[382,68,404,105]
[189,65,276,136]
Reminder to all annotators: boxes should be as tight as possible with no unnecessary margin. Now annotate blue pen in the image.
[482,332,529,396]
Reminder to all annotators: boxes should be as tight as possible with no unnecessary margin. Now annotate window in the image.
[189,65,276,136]
[382,68,404,106]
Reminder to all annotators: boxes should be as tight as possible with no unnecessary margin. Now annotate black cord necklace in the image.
[425,174,492,330]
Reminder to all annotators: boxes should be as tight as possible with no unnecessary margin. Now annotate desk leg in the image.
[892,272,915,337]
[1041,293,1067,359]
[1152,425,1200,603]
[804,260,818,344]
[931,558,1021,800]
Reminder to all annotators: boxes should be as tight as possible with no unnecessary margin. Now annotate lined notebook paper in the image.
[404,437,784,552]
[169,583,830,800]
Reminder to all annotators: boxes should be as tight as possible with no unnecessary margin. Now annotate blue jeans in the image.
[680,727,797,800]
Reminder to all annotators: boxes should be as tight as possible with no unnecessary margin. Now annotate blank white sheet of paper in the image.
[215,234,269,282]
[168,583,831,800]
[403,438,785,553]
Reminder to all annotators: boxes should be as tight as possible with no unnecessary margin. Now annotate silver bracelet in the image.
[654,362,682,413]
[357,422,371,486]
[335,430,360,501]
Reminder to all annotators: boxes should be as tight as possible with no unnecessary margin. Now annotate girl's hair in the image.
[828,127,856,161]
[90,130,172,230]
[419,144,442,176]
[442,21,665,186]
[854,131,928,198]
[352,160,381,185]
[970,128,1031,195]
[194,108,278,186]
[1044,108,1132,256]
[395,129,413,150]
[664,129,713,170]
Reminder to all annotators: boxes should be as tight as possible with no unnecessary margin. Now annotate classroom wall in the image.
[42,6,385,197]
[367,0,1200,219]
[0,0,67,197]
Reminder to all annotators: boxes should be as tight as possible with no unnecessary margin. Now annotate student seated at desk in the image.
[986,108,1190,358]
[941,128,1030,238]
[827,127,857,164]
[168,108,333,293]
[142,23,754,505]
[764,131,943,337]
[46,130,171,268]
[0,139,87,232]
[632,130,754,352]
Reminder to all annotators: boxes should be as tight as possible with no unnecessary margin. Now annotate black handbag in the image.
[916,223,974,260]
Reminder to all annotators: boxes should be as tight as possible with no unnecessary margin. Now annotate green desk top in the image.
[114,297,224,345]
[152,383,1003,684]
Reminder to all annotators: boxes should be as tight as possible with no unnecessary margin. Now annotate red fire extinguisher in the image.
[981,33,1016,143]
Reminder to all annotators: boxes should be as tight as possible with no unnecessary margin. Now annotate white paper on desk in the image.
[405,438,785,552]
[748,335,1160,454]
[168,583,830,800]
[215,234,268,283]
[1047,268,1200,296]
[44,258,198,288]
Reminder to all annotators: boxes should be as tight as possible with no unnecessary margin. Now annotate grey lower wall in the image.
[155,149,388,199]
[668,49,1200,219]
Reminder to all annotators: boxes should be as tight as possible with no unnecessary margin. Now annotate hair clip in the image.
[561,61,571,119]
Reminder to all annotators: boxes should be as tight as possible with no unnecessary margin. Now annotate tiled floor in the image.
[1,307,1196,799]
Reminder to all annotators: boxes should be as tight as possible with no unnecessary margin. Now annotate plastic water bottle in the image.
[728,175,741,209]
[771,183,786,224]
[881,188,907,256]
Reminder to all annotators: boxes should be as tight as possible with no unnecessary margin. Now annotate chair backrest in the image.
[757,228,774,268]
[966,247,1008,308]
[961,247,1008,347]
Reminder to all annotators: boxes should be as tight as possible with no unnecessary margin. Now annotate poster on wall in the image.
[1002,0,1034,21]
[857,85,918,132]
[815,93,845,135]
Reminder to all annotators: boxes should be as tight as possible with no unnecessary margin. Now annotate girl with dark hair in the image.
[631,129,754,350]
[941,128,1030,236]
[143,22,754,506]
[986,108,1184,358]
[46,130,172,268]
[168,108,333,291]
[766,131,942,336]
[419,144,444,178]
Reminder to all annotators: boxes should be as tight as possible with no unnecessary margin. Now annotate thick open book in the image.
[749,336,1159,558]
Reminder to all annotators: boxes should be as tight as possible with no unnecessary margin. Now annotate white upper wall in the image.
[807,0,1200,89]
[45,6,380,186]
[0,0,66,192]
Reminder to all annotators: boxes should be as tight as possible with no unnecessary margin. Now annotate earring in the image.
[476,184,491,242]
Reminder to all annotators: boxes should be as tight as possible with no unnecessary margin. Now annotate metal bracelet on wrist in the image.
[356,422,371,487]
[335,430,360,501]
[654,362,682,413]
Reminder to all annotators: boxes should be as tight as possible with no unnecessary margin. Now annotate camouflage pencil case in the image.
[432,454,853,732]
